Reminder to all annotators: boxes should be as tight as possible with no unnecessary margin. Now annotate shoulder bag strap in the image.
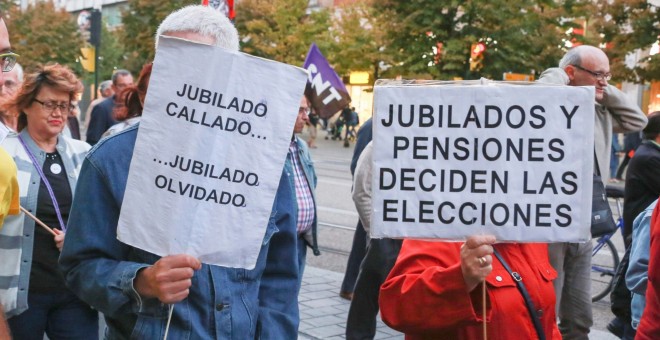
[492,248,545,340]
[17,135,67,232]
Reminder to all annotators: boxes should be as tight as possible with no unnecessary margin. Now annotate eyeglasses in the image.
[572,64,612,82]
[0,51,19,72]
[298,107,310,115]
[33,99,74,114]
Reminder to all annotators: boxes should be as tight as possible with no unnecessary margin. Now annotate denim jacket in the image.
[59,125,281,339]
[627,199,658,329]
[257,136,319,339]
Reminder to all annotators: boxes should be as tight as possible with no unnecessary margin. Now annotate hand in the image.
[133,254,201,304]
[53,229,65,251]
[461,235,496,292]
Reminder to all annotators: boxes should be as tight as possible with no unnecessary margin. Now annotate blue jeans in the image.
[8,291,98,340]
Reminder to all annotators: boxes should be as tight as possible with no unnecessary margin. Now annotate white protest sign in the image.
[117,37,308,269]
[371,81,595,242]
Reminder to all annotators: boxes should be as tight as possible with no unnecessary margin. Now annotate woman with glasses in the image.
[0,63,97,339]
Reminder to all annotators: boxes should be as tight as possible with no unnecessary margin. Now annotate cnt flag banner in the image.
[303,43,351,119]
[117,36,308,269]
[370,80,595,243]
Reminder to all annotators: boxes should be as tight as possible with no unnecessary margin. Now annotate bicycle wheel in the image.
[591,238,620,302]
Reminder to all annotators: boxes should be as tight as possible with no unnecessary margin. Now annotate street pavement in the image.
[298,127,619,339]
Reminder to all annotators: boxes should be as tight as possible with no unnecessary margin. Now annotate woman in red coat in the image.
[637,201,660,339]
[379,235,561,340]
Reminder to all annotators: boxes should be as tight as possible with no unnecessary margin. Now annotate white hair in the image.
[559,45,604,68]
[155,5,239,51]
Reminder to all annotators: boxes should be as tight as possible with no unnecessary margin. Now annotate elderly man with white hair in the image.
[60,6,287,339]
[0,62,23,131]
[539,45,647,340]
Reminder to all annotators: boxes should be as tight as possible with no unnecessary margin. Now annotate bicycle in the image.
[590,184,624,302]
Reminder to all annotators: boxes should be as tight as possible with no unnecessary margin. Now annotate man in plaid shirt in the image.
[258,95,320,339]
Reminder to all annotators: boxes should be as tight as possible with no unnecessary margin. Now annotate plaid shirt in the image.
[289,140,315,234]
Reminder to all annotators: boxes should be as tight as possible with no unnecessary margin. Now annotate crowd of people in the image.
[0,3,658,340]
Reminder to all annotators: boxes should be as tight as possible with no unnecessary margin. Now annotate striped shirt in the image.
[0,130,89,317]
[289,141,315,234]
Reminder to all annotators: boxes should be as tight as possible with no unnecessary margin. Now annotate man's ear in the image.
[564,65,575,83]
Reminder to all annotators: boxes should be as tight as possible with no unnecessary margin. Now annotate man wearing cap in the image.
[539,45,647,339]
[60,6,293,338]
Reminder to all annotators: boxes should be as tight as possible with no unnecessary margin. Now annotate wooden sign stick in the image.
[20,206,57,236]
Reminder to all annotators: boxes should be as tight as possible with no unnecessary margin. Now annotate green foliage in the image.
[96,20,127,80]
[372,0,591,80]
[327,1,390,81]
[5,1,84,74]
[590,0,660,83]
[120,0,197,74]
[235,0,332,65]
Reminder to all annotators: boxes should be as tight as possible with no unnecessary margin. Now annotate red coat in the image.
[637,201,660,339]
[379,240,561,340]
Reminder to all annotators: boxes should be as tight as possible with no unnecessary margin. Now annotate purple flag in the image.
[303,43,351,119]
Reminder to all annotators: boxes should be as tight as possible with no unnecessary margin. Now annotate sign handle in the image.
[20,206,57,236]
[482,282,487,340]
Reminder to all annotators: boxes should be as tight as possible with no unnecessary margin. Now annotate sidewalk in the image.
[297,266,618,340]
[297,266,402,340]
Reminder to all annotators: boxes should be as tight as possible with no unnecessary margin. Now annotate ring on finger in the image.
[478,256,487,266]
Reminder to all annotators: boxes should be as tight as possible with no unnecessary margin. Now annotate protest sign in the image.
[117,36,308,269]
[371,80,594,242]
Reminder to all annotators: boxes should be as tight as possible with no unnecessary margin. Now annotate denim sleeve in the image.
[257,174,300,339]
[626,207,654,295]
[59,158,167,318]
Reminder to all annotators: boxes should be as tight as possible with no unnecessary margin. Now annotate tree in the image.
[590,0,660,83]
[120,0,197,74]
[372,0,589,80]
[5,1,84,74]
[96,20,127,81]
[328,1,392,82]
[235,0,332,66]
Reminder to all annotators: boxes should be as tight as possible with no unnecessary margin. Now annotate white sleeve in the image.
[352,142,373,235]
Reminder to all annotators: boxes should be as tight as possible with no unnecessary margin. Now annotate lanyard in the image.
[17,135,66,232]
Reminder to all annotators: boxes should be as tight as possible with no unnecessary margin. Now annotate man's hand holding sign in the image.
[374,80,594,340]
[134,254,202,304]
